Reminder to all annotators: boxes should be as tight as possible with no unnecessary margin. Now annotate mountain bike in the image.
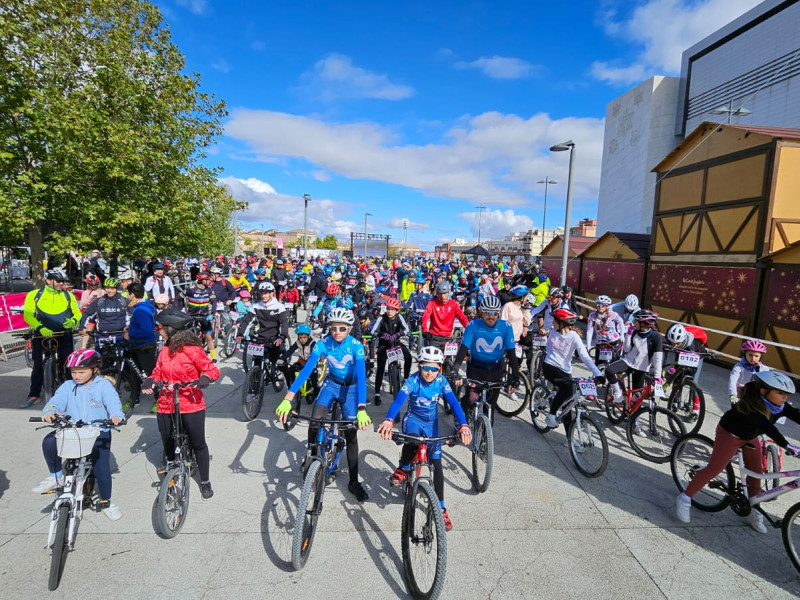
[662,347,711,435]
[386,344,406,398]
[463,379,503,493]
[287,407,356,570]
[670,433,800,572]
[12,327,35,368]
[39,334,68,403]
[241,341,287,420]
[604,371,665,425]
[529,377,609,477]
[30,415,124,590]
[494,354,531,417]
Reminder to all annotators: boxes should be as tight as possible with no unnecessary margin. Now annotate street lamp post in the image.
[549,141,575,288]
[364,212,372,258]
[403,219,408,258]
[537,178,557,255]
[710,100,751,124]
[303,194,311,258]
[476,205,487,245]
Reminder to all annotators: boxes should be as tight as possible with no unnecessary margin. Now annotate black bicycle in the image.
[92,331,146,420]
[241,341,287,420]
[462,379,503,493]
[662,346,711,435]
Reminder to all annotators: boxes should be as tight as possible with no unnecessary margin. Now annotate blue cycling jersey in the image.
[312,294,348,318]
[289,334,366,406]
[385,372,467,425]
[461,318,515,366]
[405,291,432,314]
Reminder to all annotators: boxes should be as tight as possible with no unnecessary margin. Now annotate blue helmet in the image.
[415,277,426,284]
[538,273,548,283]
[510,285,528,297]
[255,268,265,275]
[340,297,355,309]
[296,323,311,335]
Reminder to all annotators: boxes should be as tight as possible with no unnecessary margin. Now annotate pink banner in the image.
[0,289,83,333]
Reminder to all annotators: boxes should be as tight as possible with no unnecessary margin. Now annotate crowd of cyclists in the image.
[18,251,800,543]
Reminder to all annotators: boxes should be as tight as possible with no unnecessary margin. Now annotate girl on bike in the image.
[141,328,220,500]
[377,346,472,530]
[371,297,413,406]
[33,349,125,520]
[676,371,800,532]
[729,339,770,405]
[605,309,663,404]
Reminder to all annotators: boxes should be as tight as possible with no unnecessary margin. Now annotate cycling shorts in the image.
[401,413,442,459]
[314,379,359,420]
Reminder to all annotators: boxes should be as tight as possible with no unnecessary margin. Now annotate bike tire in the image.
[155,466,190,538]
[389,362,402,398]
[626,406,686,464]
[471,413,494,493]
[781,501,800,573]
[116,369,140,420]
[531,350,543,382]
[25,339,34,369]
[568,412,609,478]
[604,383,626,424]
[48,504,70,591]
[42,357,58,403]
[529,383,551,433]
[242,342,253,373]
[401,480,447,600]
[271,362,286,393]
[496,370,529,417]
[221,328,237,359]
[242,366,264,421]
[291,458,325,570]
[670,433,733,512]
[667,381,705,436]
[765,443,781,492]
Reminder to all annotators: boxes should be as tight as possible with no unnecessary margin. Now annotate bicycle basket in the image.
[55,427,100,459]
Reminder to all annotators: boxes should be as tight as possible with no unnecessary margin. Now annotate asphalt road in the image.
[1,313,799,599]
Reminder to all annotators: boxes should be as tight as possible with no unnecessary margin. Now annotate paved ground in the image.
[1,314,799,599]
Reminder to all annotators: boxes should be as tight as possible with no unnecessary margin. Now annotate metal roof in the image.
[607,232,652,260]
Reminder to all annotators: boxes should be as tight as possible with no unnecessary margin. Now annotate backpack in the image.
[685,325,707,346]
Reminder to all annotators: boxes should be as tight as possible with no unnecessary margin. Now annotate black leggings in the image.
[157,410,210,482]
[542,362,574,432]
[399,444,445,504]
[460,363,502,425]
[605,360,646,390]
[308,404,360,484]
[374,344,412,392]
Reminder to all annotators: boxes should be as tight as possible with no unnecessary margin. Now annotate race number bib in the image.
[387,347,403,364]
[216,302,226,311]
[515,343,524,359]
[654,383,666,397]
[308,294,317,303]
[444,342,459,356]
[283,302,294,310]
[532,335,547,347]
[599,349,613,362]
[247,343,265,357]
[678,352,700,368]
[578,380,597,397]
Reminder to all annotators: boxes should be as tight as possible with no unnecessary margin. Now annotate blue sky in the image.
[156,0,762,249]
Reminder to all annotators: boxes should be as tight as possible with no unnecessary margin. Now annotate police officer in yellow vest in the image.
[20,270,82,408]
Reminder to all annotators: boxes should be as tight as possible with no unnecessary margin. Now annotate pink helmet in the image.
[239,290,251,299]
[741,339,767,354]
[65,349,100,369]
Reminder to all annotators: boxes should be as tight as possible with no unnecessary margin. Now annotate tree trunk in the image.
[28,223,44,287]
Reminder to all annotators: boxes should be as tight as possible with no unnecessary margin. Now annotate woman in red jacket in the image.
[141,329,220,499]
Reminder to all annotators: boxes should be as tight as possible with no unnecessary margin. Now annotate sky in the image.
[155,0,763,249]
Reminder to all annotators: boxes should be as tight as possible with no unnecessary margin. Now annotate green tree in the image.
[316,234,339,250]
[0,0,244,282]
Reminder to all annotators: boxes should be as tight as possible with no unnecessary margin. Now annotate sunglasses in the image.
[419,365,440,373]
[482,311,500,317]
[329,325,349,333]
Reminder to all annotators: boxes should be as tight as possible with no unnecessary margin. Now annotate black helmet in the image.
[155,308,194,331]
[356,307,370,321]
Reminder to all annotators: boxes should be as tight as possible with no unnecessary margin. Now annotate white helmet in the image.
[666,323,688,345]
[595,295,612,306]
[327,307,354,325]
[418,346,444,365]
[624,294,639,311]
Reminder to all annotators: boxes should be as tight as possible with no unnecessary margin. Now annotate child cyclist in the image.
[377,346,472,530]
[33,349,125,520]
[278,323,319,405]
[676,371,800,533]
[276,308,372,502]
[605,309,664,404]
[729,339,770,405]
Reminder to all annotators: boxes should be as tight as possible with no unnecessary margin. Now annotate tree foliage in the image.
[0,0,244,281]
[316,234,339,250]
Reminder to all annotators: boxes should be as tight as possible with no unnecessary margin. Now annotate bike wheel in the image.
[670,433,733,512]
[291,458,325,570]
[781,501,800,573]
[626,406,686,464]
[496,370,529,417]
[765,443,780,492]
[242,342,253,373]
[389,362,402,398]
[529,383,551,433]
[667,381,705,435]
[25,339,34,369]
[155,466,190,538]
[401,480,447,600]
[116,369,139,420]
[42,357,58,403]
[48,504,69,591]
[242,366,264,421]
[531,350,543,382]
[271,363,286,393]
[568,412,609,478]
[221,328,237,359]
[471,413,494,493]
[604,384,625,424]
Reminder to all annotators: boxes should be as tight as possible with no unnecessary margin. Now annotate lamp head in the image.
[549,140,575,152]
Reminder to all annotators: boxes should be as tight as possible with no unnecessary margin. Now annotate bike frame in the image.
[730,450,800,510]
[47,456,92,550]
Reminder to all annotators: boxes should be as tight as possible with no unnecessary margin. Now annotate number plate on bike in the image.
[599,349,612,362]
[308,294,317,303]
[579,380,597,397]
[654,383,666,397]
[387,347,403,364]
[283,302,294,310]
[678,352,700,367]
[444,342,459,356]
[515,343,523,358]
[216,302,226,311]
[247,343,265,357]
[533,335,547,346]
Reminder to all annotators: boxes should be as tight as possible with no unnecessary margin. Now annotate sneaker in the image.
[102,502,123,521]
[389,467,406,487]
[200,482,214,500]
[32,475,60,494]
[748,510,767,534]
[509,392,520,403]
[373,393,381,407]
[348,481,369,502]
[562,439,586,453]
[19,396,39,409]
[676,494,691,524]
[633,427,648,439]
[442,510,453,531]
[545,414,558,429]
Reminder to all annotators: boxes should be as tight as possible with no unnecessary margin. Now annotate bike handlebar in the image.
[464,379,506,390]
[389,430,460,446]
[289,413,357,427]
[29,415,125,430]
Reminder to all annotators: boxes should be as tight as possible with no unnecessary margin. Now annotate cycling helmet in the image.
[549,287,563,298]
[233,266,243,274]
[465,305,477,318]
[510,285,528,298]
[120,273,134,281]
[385,297,402,310]
[296,323,311,335]
[156,308,194,331]
[754,371,796,394]
[634,309,659,326]
[538,273,548,283]
[328,307,354,325]
[256,281,275,294]
[154,294,169,305]
[415,277,426,284]
[480,295,502,312]
[666,323,688,345]
[239,289,251,299]
[195,272,210,283]
[65,348,101,369]
[255,268,266,275]
[153,263,165,270]
[418,346,445,365]
[340,297,355,309]
[552,308,578,325]
[595,295,612,306]
[356,307,370,321]
[103,277,120,288]
[524,293,535,305]
[435,281,451,294]
[287,281,296,288]
[563,285,573,293]
[276,258,284,265]
[741,339,767,354]
[86,274,100,286]
[209,267,223,275]
[624,294,639,311]
[326,283,340,296]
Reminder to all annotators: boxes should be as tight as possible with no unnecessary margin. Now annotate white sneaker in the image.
[676,494,691,524]
[510,392,520,402]
[633,427,648,438]
[32,475,60,494]
[103,503,123,521]
[545,414,558,428]
[562,439,586,453]
[748,510,767,534]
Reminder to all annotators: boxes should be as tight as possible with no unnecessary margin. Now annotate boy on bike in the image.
[278,323,319,401]
[370,297,413,406]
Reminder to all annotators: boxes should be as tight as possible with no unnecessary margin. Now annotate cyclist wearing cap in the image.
[144,263,175,304]
[276,307,371,502]
[586,295,626,363]
[79,278,129,349]
[675,371,800,533]
[605,309,664,404]
[531,287,567,334]
[370,297,412,405]
[181,273,218,361]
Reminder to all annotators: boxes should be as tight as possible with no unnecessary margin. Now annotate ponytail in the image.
[736,381,770,419]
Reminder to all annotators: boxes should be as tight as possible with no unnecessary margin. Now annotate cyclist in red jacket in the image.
[421,281,469,350]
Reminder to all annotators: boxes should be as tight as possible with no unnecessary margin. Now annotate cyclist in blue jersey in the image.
[312,282,348,322]
[377,346,472,530]
[277,307,371,502]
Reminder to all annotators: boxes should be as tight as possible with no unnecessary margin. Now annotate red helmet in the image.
[552,308,578,325]
[385,297,401,310]
[326,283,340,296]
[196,272,211,282]
[86,274,100,286]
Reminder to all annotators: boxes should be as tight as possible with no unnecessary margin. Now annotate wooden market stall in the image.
[758,241,800,374]
[579,232,650,303]
[540,235,596,289]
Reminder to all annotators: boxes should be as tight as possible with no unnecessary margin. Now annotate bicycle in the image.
[670,433,800,572]
[281,360,328,432]
[384,342,407,398]
[662,347,711,435]
[525,332,548,383]
[12,327,35,368]
[153,381,197,538]
[283,301,297,327]
[287,407,356,570]
[30,415,124,590]
[39,334,68,403]
[618,378,686,463]
[494,353,532,418]
[603,371,664,425]
[241,340,287,420]
[390,431,457,600]
[90,331,148,420]
[462,379,503,492]
[529,377,609,477]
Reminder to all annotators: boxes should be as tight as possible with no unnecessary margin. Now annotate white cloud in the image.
[458,209,533,240]
[387,217,430,230]
[175,0,208,15]
[211,59,230,73]
[593,0,762,84]
[301,54,414,101]
[455,56,540,79]
[311,170,331,182]
[220,177,359,237]
[225,109,605,207]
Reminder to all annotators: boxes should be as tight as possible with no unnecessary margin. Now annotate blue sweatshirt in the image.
[43,376,124,431]
[128,300,157,347]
